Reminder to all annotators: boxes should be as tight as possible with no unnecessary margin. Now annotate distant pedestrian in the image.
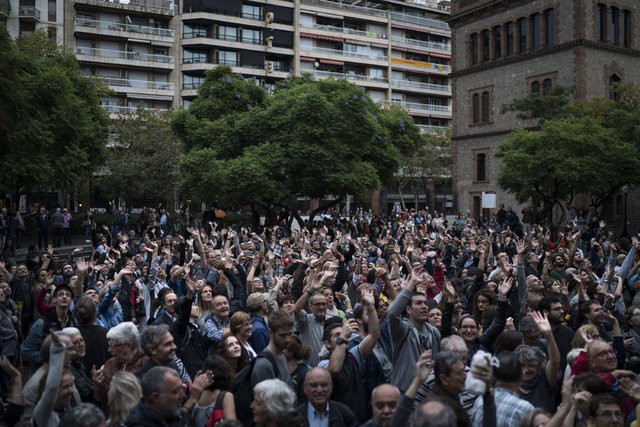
[37,207,50,251]
[63,208,73,245]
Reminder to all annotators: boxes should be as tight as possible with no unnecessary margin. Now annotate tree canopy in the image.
[94,108,183,205]
[497,84,640,221]
[0,27,109,195]
[173,66,422,220]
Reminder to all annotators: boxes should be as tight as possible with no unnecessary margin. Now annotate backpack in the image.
[231,351,279,427]
[206,390,227,427]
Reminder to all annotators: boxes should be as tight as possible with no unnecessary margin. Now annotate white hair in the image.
[106,321,140,347]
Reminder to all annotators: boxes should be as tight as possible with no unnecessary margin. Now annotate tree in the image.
[174,66,422,225]
[94,108,183,205]
[0,27,109,197]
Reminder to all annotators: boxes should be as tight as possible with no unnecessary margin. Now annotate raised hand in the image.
[530,311,552,335]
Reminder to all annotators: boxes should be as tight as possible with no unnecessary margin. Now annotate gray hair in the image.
[106,321,140,347]
[59,327,81,338]
[254,379,297,419]
[109,372,142,425]
[141,324,170,356]
[141,366,179,400]
[433,351,465,383]
[441,335,467,353]
[412,400,457,427]
[59,403,106,427]
[514,344,546,371]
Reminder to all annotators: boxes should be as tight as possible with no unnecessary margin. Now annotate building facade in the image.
[449,0,640,221]
[2,0,452,213]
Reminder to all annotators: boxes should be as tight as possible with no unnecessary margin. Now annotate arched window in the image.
[531,81,540,95]
[542,78,552,94]
[609,74,621,100]
[470,33,478,65]
[476,153,486,182]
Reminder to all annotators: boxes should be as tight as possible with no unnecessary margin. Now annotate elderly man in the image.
[294,279,331,367]
[296,367,358,427]
[359,384,401,427]
[425,352,469,427]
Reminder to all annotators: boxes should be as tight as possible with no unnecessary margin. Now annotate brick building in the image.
[449,0,640,225]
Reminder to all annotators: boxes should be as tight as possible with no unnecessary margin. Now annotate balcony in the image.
[390,58,451,74]
[300,0,387,19]
[390,12,449,32]
[417,124,449,134]
[306,69,388,86]
[102,77,174,91]
[301,46,387,62]
[74,0,175,16]
[75,47,174,69]
[391,36,450,54]
[391,100,451,116]
[74,18,174,42]
[102,104,169,117]
[300,22,387,42]
[390,79,451,95]
[18,6,41,22]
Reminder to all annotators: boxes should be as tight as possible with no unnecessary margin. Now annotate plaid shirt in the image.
[471,387,534,427]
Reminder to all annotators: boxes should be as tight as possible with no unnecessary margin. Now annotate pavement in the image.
[6,234,94,264]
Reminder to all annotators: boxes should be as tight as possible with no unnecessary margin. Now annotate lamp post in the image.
[622,185,629,237]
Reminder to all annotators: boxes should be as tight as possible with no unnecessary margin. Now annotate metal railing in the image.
[300,22,385,40]
[102,105,169,114]
[300,0,387,18]
[101,77,174,91]
[18,6,41,19]
[391,36,450,52]
[397,101,451,113]
[390,79,450,93]
[416,124,449,134]
[302,46,387,61]
[76,47,173,63]
[75,18,174,37]
[307,69,387,83]
[390,11,449,30]
[74,0,175,14]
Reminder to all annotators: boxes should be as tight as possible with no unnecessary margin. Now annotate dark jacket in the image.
[296,401,358,427]
[124,400,185,427]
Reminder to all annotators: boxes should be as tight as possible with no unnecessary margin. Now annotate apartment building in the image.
[449,0,640,221]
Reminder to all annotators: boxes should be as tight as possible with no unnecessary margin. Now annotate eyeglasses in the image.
[460,324,477,330]
[307,382,330,389]
[596,411,622,420]
[593,349,615,358]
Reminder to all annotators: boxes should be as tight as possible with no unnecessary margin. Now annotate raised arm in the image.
[532,311,560,388]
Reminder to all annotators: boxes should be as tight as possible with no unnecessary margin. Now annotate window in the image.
[472,93,480,124]
[476,153,486,182]
[597,4,607,42]
[218,26,237,41]
[184,23,207,38]
[531,81,540,95]
[481,91,490,122]
[370,68,385,81]
[183,49,208,64]
[518,18,527,52]
[531,13,540,49]
[241,4,261,20]
[622,10,631,47]
[610,7,619,44]
[242,28,261,44]
[218,50,238,66]
[183,74,205,90]
[544,9,555,46]
[493,26,502,59]
[481,30,489,62]
[470,33,478,65]
[506,22,514,55]
[542,78,552,94]
[609,74,621,100]
[48,0,56,21]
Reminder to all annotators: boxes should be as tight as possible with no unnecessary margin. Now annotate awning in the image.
[300,32,343,42]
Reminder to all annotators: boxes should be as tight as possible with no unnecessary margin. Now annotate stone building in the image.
[449,0,640,223]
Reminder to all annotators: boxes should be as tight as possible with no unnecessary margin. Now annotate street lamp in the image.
[622,185,629,237]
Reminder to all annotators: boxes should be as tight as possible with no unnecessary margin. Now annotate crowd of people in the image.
[0,204,638,427]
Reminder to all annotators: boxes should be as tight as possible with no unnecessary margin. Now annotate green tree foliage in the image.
[94,108,183,204]
[497,85,640,221]
[173,66,421,220]
[0,27,109,194]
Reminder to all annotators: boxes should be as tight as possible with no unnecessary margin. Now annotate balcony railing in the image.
[300,0,387,18]
[390,79,450,93]
[391,36,450,52]
[102,77,174,91]
[18,6,41,20]
[300,22,386,40]
[76,47,173,63]
[102,105,169,114]
[75,18,174,38]
[390,11,449,31]
[393,100,452,114]
[417,124,449,134]
[302,46,387,61]
[307,69,387,83]
[74,0,175,14]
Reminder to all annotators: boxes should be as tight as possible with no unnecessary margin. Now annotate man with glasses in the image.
[588,393,623,427]
[295,280,330,367]
[538,295,573,372]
